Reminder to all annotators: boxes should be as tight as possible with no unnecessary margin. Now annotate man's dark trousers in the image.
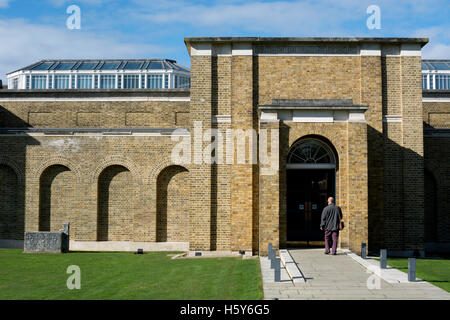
[324,230,339,254]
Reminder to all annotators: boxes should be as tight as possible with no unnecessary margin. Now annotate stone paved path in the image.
[261,248,450,300]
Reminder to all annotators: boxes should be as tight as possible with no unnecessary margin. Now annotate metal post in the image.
[268,243,276,270]
[63,222,70,236]
[408,258,416,282]
[274,258,281,282]
[268,243,273,260]
[361,243,367,259]
[62,222,70,253]
[270,252,276,269]
[380,249,387,269]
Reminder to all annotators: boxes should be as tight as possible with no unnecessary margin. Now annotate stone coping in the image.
[185,37,429,46]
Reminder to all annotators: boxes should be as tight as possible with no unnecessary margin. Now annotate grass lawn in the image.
[387,258,450,292]
[0,249,263,300]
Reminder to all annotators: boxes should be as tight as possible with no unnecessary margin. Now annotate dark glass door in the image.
[287,169,335,245]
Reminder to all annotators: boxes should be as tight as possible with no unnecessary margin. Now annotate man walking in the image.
[320,197,343,255]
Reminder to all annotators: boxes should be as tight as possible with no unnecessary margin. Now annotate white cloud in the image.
[0,0,10,8]
[47,0,112,7]
[413,26,450,59]
[0,18,172,80]
[422,43,450,59]
[413,26,450,41]
[134,0,450,39]
[1,0,448,81]
[135,0,362,35]
[134,0,450,57]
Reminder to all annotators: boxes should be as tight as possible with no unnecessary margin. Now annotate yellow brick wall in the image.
[0,40,429,255]
[423,101,450,243]
[0,100,189,128]
[0,93,191,242]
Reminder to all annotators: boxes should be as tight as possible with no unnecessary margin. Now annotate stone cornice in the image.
[259,99,369,111]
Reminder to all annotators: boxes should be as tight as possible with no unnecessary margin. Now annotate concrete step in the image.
[280,249,306,283]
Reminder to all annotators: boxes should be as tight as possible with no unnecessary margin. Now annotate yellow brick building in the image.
[0,37,448,257]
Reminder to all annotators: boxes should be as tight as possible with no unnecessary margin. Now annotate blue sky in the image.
[0,0,449,81]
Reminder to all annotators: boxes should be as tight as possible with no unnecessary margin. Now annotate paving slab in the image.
[259,256,293,284]
[260,248,450,300]
[279,249,306,283]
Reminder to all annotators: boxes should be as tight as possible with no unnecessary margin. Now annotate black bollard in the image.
[268,243,274,259]
[361,243,367,259]
[408,258,416,282]
[380,249,387,269]
[274,258,281,282]
[270,252,276,269]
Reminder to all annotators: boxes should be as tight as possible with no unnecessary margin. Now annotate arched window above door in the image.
[287,138,336,169]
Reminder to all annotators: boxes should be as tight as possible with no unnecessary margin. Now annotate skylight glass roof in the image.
[148,61,163,70]
[31,62,54,70]
[77,62,99,70]
[170,63,182,71]
[422,60,450,71]
[430,62,450,70]
[10,59,190,74]
[174,64,190,72]
[101,62,121,70]
[54,62,76,70]
[124,61,143,70]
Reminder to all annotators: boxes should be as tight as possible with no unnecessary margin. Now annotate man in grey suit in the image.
[320,197,343,255]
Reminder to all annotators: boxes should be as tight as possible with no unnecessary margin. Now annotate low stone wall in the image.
[69,240,189,252]
[23,223,70,253]
[24,232,68,253]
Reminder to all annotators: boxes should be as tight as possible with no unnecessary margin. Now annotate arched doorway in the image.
[97,165,133,241]
[286,137,337,246]
[39,165,74,232]
[156,165,189,242]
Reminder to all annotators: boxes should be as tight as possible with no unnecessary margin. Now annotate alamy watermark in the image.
[66,265,81,290]
[66,5,81,30]
[170,121,279,175]
[366,265,382,290]
[366,5,381,30]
